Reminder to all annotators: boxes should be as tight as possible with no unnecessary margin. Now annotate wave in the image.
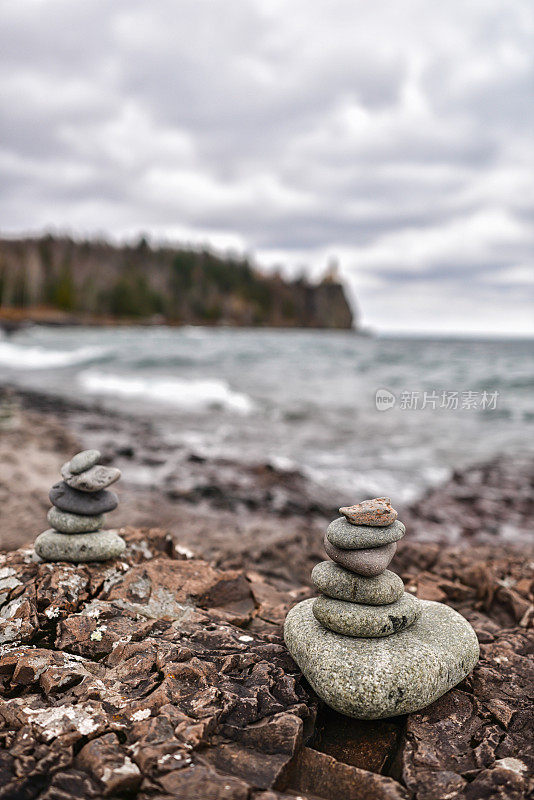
[78,370,254,414]
[0,341,108,369]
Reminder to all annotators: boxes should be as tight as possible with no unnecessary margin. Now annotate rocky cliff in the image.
[0,235,354,328]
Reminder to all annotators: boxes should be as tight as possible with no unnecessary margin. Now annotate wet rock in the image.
[67,449,101,475]
[49,481,119,515]
[327,517,405,549]
[312,592,422,637]
[277,746,409,799]
[61,464,121,493]
[339,497,398,527]
[312,562,404,604]
[324,535,397,576]
[311,705,404,773]
[47,507,104,534]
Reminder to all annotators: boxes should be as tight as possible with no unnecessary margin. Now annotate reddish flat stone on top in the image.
[339,497,397,527]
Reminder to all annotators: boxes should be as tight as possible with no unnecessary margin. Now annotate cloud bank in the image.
[0,0,533,333]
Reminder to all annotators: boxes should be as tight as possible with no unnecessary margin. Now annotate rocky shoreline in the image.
[0,389,533,799]
[1,386,532,562]
[0,528,532,799]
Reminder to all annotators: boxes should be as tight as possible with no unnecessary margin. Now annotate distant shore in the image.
[0,306,364,334]
[0,234,355,328]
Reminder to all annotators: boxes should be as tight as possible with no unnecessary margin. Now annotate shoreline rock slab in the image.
[66,449,101,475]
[339,497,397,526]
[284,597,480,719]
[324,536,397,576]
[327,517,405,550]
[49,481,119,515]
[311,562,404,604]
[312,592,421,637]
[47,506,104,534]
[34,529,125,562]
[61,464,121,493]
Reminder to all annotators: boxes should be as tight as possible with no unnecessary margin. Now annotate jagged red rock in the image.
[0,527,532,800]
[339,497,398,527]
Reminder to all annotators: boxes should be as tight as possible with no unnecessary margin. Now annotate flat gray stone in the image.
[34,529,126,562]
[67,449,101,475]
[49,482,119,515]
[324,535,397,577]
[312,592,421,637]
[284,597,479,719]
[311,562,404,605]
[327,517,405,549]
[61,464,121,493]
[47,507,104,534]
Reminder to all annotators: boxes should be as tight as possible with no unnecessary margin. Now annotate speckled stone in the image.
[311,562,404,605]
[34,529,126,562]
[67,449,101,475]
[339,497,397,527]
[47,507,104,534]
[61,463,121,493]
[324,535,397,577]
[284,597,479,719]
[326,517,405,550]
[312,592,421,637]
[49,482,119,515]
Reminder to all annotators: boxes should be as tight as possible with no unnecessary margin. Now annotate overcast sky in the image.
[1,0,533,333]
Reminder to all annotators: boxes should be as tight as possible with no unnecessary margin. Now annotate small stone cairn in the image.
[285,497,479,719]
[312,498,418,638]
[34,450,126,562]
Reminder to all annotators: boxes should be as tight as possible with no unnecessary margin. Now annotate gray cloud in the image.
[0,0,533,333]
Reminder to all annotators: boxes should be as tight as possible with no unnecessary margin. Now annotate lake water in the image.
[1,326,532,502]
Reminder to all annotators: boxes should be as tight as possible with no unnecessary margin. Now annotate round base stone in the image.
[327,517,405,549]
[312,592,421,637]
[284,597,479,719]
[34,529,126,562]
[47,507,104,534]
[311,562,404,605]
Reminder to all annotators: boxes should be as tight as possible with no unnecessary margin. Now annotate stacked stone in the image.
[34,450,126,562]
[284,496,480,720]
[311,497,421,638]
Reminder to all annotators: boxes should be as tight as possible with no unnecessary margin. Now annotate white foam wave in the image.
[78,370,254,414]
[0,341,106,369]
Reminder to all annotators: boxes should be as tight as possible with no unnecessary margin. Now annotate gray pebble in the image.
[324,535,397,577]
[284,597,479,719]
[311,562,404,605]
[67,449,101,475]
[61,463,121,493]
[326,517,405,550]
[312,592,421,637]
[49,482,118,515]
[34,529,126,562]
[47,507,104,534]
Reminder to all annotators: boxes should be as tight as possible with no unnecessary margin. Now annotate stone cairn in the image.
[285,497,479,719]
[34,450,126,562]
[312,498,419,639]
